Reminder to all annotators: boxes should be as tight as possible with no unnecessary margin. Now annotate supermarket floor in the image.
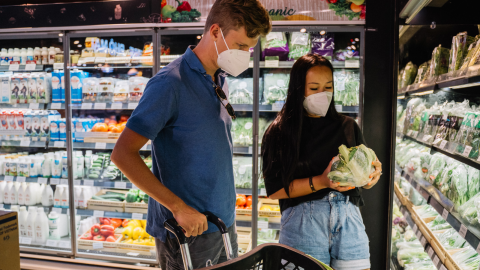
[20,254,159,270]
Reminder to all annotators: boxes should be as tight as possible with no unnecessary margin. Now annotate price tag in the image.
[439,265,447,270]
[131,184,138,190]
[53,141,65,148]
[58,241,70,249]
[52,207,62,214]
[345,60,360,68]
[61,179,68,185]
[416,184,422,192]
[428,246,434,257]
[92,242,103,249]
[258,221,269,229]
[422,135,430,142]
[335,105,343,112]
[28,102,39,110]
[272,102,284,111]
[128,103,138,110]
[95,142,106,149]
[463,145,473,157]
[84,180,94,186]
[9,64,19,71]
[111,103,123,109]
[20,140,30,147]
[114,182,127,189]
[413,131,419,138]
[442,208,448,220]
[93,210,104,217]
[439,140,448,149]
[16,177,26,182]
[37,178,48,184]
[433,255,440,267]
[81,103,93,110]
[413,224,418,232]
[4,176,14,182]
[407,130,413,136]
[51,103,62,109]
[459,224,468,238]
[50,178,60,185]
[46,239,58,247]
[420,236,427,247]
[21,237,32,245]
[265,60,279,67]
[53,63,64,69]
[74,180,81,186]
[95,57,106,63]
[248,146,253,154]
[416,230,422,239]
[132,213,143,220]
[94,103,106,110]
[476,242,480,254]
[260,188,266,196]
[25,63,36,71]
[248,61,253,68]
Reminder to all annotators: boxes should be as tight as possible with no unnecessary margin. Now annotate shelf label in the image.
[93,210,104,217]
[61,178,68,185]
[16,177,26,183]
[20,237,32,245]
[51,103,62,109]
[407,130,413,136]
[131,213,143,220]
[4,176,14,182]
[95,57,106,63]
[95,142,106,149]
[459,224,468,238]
[433,255,440,267]
[265,60,279,67]
[37,178,48,184]
[272,102,284,111]
[81,103,93,110]
[94,103,106,110]
[46,239,58,247]
[128,103,138,110]
[441,208,448,220]
[345,60,360,68]
[416,230,422,239]
[476,242,480,254]
[92,242,103,249]
[53,63,64,69]
[335,105,342,112]
[74,180,81,186]
[248,61,253,68]
[420,236,427,247]
[0,204,3,209]
[413,224,418,232]
[412,131,419,138]
[54,141,65,148]
[58,241,70,249]
[439,140,448,149]
[111,103,123,109]
[52,207,62,214]
[25,63,36,71]
[248,146,253,154]
[84,180,94,186]
[20,140,30,147]
[9,64,19,71]
[50,178,60,185]
[258,221,269,229]
[127,252,140,257]
[28,102,39,110]
[463,145,473,157]
[422,135,430,142]
[427,246,434,257]
[114,182,127,189]
[260,188,266,196]
[439,265,447,270]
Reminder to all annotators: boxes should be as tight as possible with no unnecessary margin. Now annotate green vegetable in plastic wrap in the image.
[400,62,418,88]
[456,112,477,154]
[458,193,480,225]
[438,161,458,192]
[427,153,446,184]
[461,36,480,69]
[467,166,480,199]
[449,32,475,72]
[451,248,478,267]
[413,61,430,84]
[263,73,289,105]
[428,45,450,78]
[437,228,467,250]
[404,262,436,270]
[449,164,469,208]
[343,71,359,106]
[288,32,310,60]
[231,117,253,146]
[397,248,430,267]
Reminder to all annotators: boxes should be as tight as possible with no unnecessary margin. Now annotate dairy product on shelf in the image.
[26,206,37,239]
[41,184,54,206]
[18,206,28,237]
[48,211,60,240]
[34,207,49,245]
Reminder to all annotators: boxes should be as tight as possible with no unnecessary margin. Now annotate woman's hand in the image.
[314,158,355,192]
[363,158,382,190]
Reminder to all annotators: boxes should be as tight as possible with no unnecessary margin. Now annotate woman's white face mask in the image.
[303,91,333,117]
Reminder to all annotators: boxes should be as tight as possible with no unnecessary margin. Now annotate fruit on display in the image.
[324,0,366,20]
[161,0,201,23]
[236,194,252,210]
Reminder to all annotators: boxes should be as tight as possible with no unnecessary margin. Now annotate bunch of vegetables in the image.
[80,217,124,242]
[399,62,418,89]
[428,45,450,78]
[437,228,467,250]
[451,247,480,270]
[235,194,252,210]
[325,0,366,20]
[91,190,126,202]
[161,0,201,23]
[125,189,149,204]
[426,216,451,231]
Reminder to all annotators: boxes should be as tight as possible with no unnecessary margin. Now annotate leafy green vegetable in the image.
[437,228,467,249]
[400,62,418,88]
[468,166,480,199]
[428,45,450,78]
[413,61,430,84]
[427,153,447,184]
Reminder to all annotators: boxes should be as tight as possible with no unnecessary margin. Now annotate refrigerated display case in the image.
[390,10,480,270]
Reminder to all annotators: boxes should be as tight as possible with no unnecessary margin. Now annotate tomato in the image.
[246,196,252,207]
[236,194,246,206]
[329,0,337,3]
[106,236,117,242]
[93,235,105,241]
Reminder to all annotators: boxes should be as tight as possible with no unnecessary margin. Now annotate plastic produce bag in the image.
[427,153,446,184]
[416,205,438,218]
[400,62,418,88]
[327,144,377,187]
[437,228,467,250]
[467,166,480,199]
[460,36,480,70]
[402,98,424,134]
[428,45,450,78]
[432,102,454,145]
[343,71,359,106]
[414,61,430,84]
[459,256,480,270]
[263,73,289,105]
[288,32,310,60]
[261,32,289,61]
[404,262,436,270]
[449,164,469,207]
[334,70,347,105]
[455,112,478,154]
[437,159,458,191]
[451,247,478,266]
[457,193,480,225]
[409,185,427,206]
[397,248,430,267]
[231,117,253,147]
[427,216,452,231]
[449,32,475,72]
[311,33,334,60]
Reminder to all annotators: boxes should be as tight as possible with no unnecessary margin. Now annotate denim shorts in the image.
[279,191,370,270]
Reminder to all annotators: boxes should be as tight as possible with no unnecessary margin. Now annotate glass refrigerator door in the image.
[0,32,73,256]
[256,28,363,247]
[159,30,256,256]
[65,31,157,264]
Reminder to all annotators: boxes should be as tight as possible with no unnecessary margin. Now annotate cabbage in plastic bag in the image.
[467,166,480,199]
[448,32,475,72]
[457,193,480,225]
[451,247,478,266]
[427,153,447,184]
[404,261,436,270]
[428,45,450,78]
[261,32,289,61]
[288,32,310,60]
[414,61,430,84]
[448,164,469,207]
[400,62,418,88]
[327,144,377,187]
[397,248,430,267]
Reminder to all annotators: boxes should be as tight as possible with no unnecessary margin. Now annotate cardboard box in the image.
[0,210,20,270]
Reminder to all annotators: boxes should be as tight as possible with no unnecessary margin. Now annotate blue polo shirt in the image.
[126,47,235,242]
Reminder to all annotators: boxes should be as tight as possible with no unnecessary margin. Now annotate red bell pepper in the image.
[110,218,122,228]
[93,235,105,241]
[101,218,111,226]
[106,236,117,242]
[175,0,191,12]
[122,219,130,227]
[91,224,101,236]
[100,225,115,237]
[80,232,93,240]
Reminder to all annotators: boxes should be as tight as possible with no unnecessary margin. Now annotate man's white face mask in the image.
[214,28,251,77]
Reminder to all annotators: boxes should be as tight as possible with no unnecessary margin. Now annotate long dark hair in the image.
[261,54,342,197]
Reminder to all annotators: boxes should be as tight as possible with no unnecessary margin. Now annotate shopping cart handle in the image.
[203,211,228,234]
[164,212,229,243]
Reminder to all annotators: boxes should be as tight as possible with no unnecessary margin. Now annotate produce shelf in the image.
[397,165,480,256]
[397,73,480,97]
[259,61,360,69]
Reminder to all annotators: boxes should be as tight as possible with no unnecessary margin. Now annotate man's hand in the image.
[314,158,355,192]
[173,204,208,237]
[363,158,382,190]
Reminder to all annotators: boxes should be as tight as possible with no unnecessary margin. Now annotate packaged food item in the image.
[399,62,418,88]
[263,73,289,105]
[27,75,38,103]
[311,33,334,60]
[0,74,10,103]
[10,74,21,104]
[226,78,253,104]
[260,32,289,61]
[428,45,450,78]
[35,73,50,103]
[51,71,62,103]
[129,77,148,102]
[288,32,310,60]
[448,32,475,72]
[18,74,29,104]
[113,80,129,103]
[82,78,98,103]
[70,70,86,104]
[413,61,430,84]
[96,78,114,103]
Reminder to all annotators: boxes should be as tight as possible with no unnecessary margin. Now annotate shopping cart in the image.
[164,212,331,270]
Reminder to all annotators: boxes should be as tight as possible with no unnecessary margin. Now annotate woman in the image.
[261,54,382,270]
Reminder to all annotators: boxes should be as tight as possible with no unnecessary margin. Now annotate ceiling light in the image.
[319,30,326,35]
[355,38,359,42]
[58,33,64,37]
[77,44,82,48]
[351,45,356,50]
[74,40,79,44]
[197,35,201,39]
[300,28,306,33]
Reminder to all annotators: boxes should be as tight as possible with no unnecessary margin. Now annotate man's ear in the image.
[210,24,220,41]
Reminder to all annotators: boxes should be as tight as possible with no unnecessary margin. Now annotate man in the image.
[111,0,271,269]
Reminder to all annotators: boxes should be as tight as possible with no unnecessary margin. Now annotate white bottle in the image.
[34,207,49,245]
[0,48,7,65]
[16,158,23,177]
[20,48,27,65]
[10,205,19,212]
[24,183,35,206]
[85,150,92,170]
[26,206,37,239]
[19,206,28,237]
[76,152,84,179]
[0,181,6,203]
[61,155,68,179]
[54,186,63,207]
[60,187,68,208]
[17,182,27,205]
[48,211,60,240]
[42,154,52,178]
[3,181,12,204]
[77,187,86,209]
[9,181,19,205]
[41,47,48,65]
[41,184,54,206]
[33,47,41,63]
[6,48,14,65]
[48,47,56,65]
[26,47,34,62]
[74,186,81,208]
[37,184,45,204]
[13,48,21,63]
[51,154,62,178]
[29,158,37,178]
[35,159,42,178]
